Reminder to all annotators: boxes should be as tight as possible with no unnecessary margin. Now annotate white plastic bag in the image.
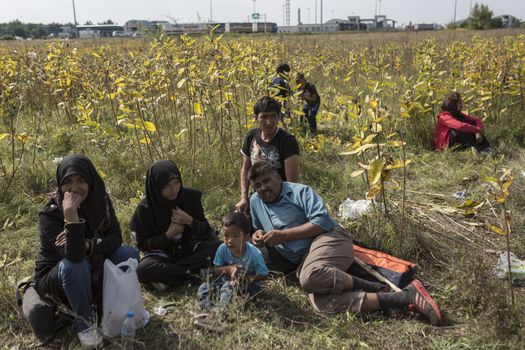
[494,252,525,285]
[101,258,150,338]
[339,198,372,220]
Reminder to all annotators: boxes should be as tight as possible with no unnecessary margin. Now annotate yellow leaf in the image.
[175,128,188,140]
[501,176,513,194]
[350,169,365,178]
[0,133,10,140]
[15,133,29,142]
[139,120,157,132]
[362,134,377,144]
[366,184,381,199]
[499,169,512,183]
[177,78,187,89]
[371,123,382,133]
[487,223,506,236]
[194,102,202,115]
[368,158,384,185]
[139,136,151,144]
[384,159,412,170]
[339,143,376,156]
[383,140,406,147]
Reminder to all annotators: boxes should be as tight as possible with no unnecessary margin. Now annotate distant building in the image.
[277,15,396,33]
[494,15,519,28]
[59,26,77,39]
[76,24,124,38]
[413,23,442,31]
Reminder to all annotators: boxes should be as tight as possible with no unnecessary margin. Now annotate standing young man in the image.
[296,73,321,134]
[270,63,292,118]
[234,96,300,214]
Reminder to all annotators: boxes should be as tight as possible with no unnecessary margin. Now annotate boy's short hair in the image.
[248,160,278,182]
[253,96,281,116]
[276,62,291,74]
[222,212,252,235]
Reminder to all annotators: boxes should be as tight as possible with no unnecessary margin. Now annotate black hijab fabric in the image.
[131,160,187,236]
[56,154,109,236]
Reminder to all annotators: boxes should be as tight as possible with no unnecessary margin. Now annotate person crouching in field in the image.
[194,212,268,329]
[34,154,140,349]
[235,96,300,214]
[248,161,442,326]
[130,160,221,291]
[296,72,321,134]
[434,92,492,154]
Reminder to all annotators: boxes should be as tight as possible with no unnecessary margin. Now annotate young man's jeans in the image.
[58,245,140,332]
[197,276,261,310]
[301,103,320,133]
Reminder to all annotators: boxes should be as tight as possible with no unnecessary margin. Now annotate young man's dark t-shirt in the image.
[300,82,321,105]
[241,128,300,181]
[271,76,291,99]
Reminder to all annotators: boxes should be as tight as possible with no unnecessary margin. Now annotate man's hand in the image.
[171,207,193,226]
[252,230,266,247]
[263,230,287,246]
[235,198,249,214]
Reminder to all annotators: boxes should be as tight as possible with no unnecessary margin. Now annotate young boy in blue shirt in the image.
[195,212,268,328]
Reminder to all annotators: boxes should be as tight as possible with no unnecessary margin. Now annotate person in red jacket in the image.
[434,92,491,153]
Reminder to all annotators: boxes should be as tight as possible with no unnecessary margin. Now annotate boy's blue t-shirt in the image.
[213,242,269,277]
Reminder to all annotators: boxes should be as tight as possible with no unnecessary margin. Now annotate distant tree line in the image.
[0,19,116,39]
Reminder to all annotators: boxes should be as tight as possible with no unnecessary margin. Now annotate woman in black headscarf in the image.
[131,160,220,289]
[35,154,139,349]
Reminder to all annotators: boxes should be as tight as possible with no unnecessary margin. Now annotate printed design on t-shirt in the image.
[250,139,282,170]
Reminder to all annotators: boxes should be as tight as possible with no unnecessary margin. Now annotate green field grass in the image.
[1,29,524,349]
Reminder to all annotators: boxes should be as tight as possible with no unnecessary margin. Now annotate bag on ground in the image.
[101,258,150,337]
[350,244,417,288]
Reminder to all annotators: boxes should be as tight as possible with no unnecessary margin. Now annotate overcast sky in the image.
[1,0,523,27]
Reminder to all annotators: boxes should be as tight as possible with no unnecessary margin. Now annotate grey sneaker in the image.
[77,327,103,349]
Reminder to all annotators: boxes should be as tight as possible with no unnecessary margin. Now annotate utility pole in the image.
[209,0,213,22]
[320,0,323,32]
[453,0,458,27]
[71,0,78,37]
[315,0,317,24]
[282,4,285,26]
[308,8,311,24]
[285,0,290,26]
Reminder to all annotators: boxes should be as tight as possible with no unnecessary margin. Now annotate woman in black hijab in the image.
[35,154,139,349]
[131,160,220,289]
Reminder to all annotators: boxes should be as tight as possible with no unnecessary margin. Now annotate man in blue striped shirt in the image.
[248,161,442,325]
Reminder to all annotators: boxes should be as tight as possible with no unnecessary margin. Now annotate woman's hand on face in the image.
[171,207,193,226]
[62,191,82,222]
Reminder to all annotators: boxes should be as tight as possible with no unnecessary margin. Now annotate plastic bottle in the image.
[120,311,136,350]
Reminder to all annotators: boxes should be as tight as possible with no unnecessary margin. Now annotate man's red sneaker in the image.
[406,279,442,326]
